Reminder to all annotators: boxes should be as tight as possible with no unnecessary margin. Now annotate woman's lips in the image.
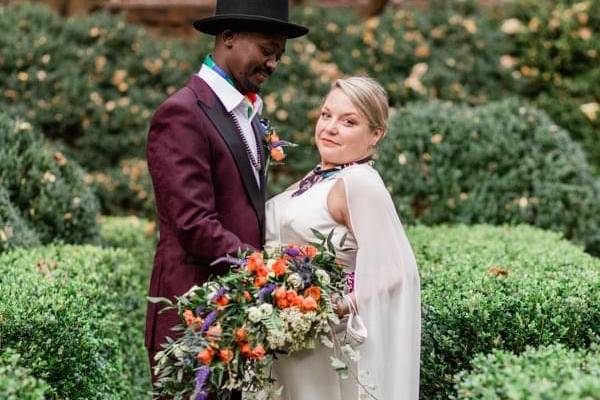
[320,137,339,146]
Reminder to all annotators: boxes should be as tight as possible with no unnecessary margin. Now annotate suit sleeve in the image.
[147,99,254,262]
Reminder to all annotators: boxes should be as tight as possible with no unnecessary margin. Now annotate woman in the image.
[264,77,421,400]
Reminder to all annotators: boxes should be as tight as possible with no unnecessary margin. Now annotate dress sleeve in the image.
[339,165,421,400]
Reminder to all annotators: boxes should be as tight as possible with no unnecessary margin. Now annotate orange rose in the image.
[251,344,266,360]
[302,245,318,258]
[214,295,230,308]
[285,290,299,303]
[196,347,215,365]
[219,349,234,363]
[291,295,304,308]
[254,276,267,288]
[271,258,288,277]
[256,264,269,277]
[240,342,252,357]
[270,147,285,162]
[235,327,247,343]
[301,296,318,312]
[246,251,264,273]
[274,287,286,300]
[304,286,321,302]
[276,298,289,309]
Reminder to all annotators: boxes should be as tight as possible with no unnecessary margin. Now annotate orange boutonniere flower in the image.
[270,147,285,162]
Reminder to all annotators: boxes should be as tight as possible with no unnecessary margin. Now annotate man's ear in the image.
[221,30,237,48]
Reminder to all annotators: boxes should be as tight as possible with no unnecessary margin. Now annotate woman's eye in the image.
[321,112,330,119]
[344,119,356,126]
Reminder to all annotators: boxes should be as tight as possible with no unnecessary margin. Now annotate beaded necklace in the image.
[291,156,373,197]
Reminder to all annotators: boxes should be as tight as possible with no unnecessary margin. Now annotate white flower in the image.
[315,270,331,286]
[247,306,263,323]
[581,102,598,121]
[259,303,273,317]
[501,18,524,35]
[287,273,303,289]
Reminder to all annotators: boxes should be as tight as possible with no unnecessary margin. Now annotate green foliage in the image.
[0,244,149,399]
[0,3,203,170]
[0,112,99,247]
[0,187,40,252]
[100,214,156,263]
[407,224,600,399]
[500,0,600,169]
[379,99,600,255]
[0,349,49,400]
[455,344,600,399]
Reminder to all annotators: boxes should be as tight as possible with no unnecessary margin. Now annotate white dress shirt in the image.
[198,65,263,187]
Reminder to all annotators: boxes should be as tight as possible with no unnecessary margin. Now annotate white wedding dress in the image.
[263,164,421,400]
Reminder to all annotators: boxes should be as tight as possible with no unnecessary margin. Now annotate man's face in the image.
[226,32,287,93]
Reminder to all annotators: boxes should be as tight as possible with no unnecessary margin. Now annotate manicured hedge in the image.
[379,99,600,256]
[501,0,600,169]
[0,112,99,247]
[0,187,40,253]
[455,344,600,399]
[407,224,600,399]
[0,244,148,399]
[0,349,49,400]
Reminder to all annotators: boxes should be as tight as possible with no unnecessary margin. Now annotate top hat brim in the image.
[193,15,309,38]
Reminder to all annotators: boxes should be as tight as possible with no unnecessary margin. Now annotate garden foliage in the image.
[408,224,600,399]
[0,243,151,399]
[379,99,600,255]
[455,344,600,399]
[0,349,49,400]
[0,112,99,248]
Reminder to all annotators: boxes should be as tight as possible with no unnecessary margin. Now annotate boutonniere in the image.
[260,118,296,171]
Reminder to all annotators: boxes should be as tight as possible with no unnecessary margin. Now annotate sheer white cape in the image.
[339,165,420,399]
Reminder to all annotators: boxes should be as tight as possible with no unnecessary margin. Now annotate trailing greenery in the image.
[379,99,600,255]
[455,344,600,399]
[0,349,49,400]
[0,244,149,399]
[0,112,99,247]
[407,224,600,399]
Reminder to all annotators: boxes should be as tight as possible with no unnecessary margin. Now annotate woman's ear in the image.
[371,127,385,147]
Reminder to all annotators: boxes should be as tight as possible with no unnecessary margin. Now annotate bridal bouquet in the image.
[150,232,354,400]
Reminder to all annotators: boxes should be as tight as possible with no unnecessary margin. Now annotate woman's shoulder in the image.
[339,164,385,190]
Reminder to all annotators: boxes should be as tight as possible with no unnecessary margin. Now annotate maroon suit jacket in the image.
[145,75,266,350]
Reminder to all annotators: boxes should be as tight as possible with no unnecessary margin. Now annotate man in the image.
[144,0,308,393]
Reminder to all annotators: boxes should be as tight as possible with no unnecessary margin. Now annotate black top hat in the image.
[193,0,309,38]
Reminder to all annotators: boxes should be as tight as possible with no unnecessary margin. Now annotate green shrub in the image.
[0,244,149,399]
[0,187,40,252]
[379,99,600,255]
[455,344,600,399]
[0,349,49,400]
[500,0,600,170]
[0,112,99,246]
[407,224,600,399]
[0,3,202,170]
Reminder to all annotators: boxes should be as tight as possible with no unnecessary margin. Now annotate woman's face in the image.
[315,88,382,169]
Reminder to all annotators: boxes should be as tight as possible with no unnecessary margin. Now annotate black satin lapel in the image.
[197,100,263,223]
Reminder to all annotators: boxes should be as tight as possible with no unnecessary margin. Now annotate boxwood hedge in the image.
[0,112,99,247]
[407,224,600,399]
[0,187,40,253]
[455,344,600,399]
[0,349,49,400]
[0,244,149,399]
[379,99,600,256]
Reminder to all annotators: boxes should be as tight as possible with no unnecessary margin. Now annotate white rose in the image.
[247,306,263,323]
[287,273,303,289]
[259,303,273,317]
[315,270,331,286]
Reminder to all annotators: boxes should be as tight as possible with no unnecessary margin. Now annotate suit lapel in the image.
[252,117,268,187]
[196,94,264,225]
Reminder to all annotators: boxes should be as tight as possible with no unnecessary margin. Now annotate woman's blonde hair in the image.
[331,76,389,135]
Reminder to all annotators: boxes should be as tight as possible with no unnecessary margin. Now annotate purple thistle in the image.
[200,310,218,333]
[194,366,210,400]
[285,247,301,257]
[211,287,228,302]
[257,283,276,302]
[195,306,205,316]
